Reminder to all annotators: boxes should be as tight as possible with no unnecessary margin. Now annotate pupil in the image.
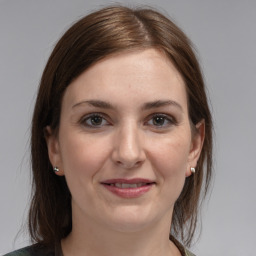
[153,116,164,126]
[91,116,102,125]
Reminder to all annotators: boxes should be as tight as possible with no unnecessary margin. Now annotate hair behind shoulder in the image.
[29,4,213,247]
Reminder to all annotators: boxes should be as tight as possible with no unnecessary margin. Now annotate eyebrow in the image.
[141,100,183,112]
[72,99,183,112]
[72,100,114,109]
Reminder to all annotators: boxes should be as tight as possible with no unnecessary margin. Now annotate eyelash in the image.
[80,113,110,128]
[79,113,177,129]
[146,113,177,128]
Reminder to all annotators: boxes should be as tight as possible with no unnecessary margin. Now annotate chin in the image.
[102,205,162,233]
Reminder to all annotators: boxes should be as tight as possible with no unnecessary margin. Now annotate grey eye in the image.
[152,116,166,126]
[89,115,103,126]
[147,114,175,128]
[81,114,109,128]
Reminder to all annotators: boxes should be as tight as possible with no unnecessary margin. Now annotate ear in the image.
[186,120,205,177]
[44,126,64,176]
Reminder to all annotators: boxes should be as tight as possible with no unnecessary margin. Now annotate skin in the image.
[46,48,204,256]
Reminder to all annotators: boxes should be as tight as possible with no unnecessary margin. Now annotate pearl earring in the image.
[53,166,59,172]
[191,167,195,174]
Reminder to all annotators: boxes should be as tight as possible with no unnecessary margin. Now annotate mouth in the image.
[107,182,151,188]
[101,179,155,198]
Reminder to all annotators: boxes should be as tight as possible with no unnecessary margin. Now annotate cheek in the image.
[148,133,191,197]
[150,134,190,173]
[59,131,110,181]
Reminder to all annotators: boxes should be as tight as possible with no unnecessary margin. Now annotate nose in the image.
[111,123,146,169]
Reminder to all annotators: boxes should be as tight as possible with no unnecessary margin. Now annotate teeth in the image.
[112,183,146,188]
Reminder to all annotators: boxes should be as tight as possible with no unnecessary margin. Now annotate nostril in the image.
[115,159,143,169]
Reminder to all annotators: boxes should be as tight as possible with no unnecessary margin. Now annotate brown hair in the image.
[29,5,212,247]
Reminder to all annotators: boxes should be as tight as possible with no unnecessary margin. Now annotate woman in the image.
[5,5,212,256]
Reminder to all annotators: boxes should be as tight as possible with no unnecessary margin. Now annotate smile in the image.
[101,179,155,198]
[109,183,148,188]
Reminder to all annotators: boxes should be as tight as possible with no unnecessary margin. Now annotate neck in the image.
[61,209,181,256]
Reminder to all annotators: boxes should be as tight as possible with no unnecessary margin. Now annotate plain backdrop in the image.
[0,0,256,255]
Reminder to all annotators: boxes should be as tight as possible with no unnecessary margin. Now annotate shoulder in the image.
[185,248,196,256]
[169,235,196,256]
[3,246,31,256]
[3,244,55,256]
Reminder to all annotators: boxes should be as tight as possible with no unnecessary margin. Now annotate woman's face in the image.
[47,49,204,233]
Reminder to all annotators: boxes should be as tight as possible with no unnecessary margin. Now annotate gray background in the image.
[0,0,255,255]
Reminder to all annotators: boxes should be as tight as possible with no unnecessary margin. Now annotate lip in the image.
[101,178,155,198]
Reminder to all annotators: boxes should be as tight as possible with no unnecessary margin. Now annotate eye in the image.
[80,113,110,128]
[146,114,176,128]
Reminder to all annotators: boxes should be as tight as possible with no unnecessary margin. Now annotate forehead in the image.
[62,48,187,111]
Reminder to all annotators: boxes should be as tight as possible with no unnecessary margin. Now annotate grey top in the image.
[4,242,195,256]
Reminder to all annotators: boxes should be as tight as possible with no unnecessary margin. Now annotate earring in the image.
[53,166,59,172]
[191,167,195,174]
